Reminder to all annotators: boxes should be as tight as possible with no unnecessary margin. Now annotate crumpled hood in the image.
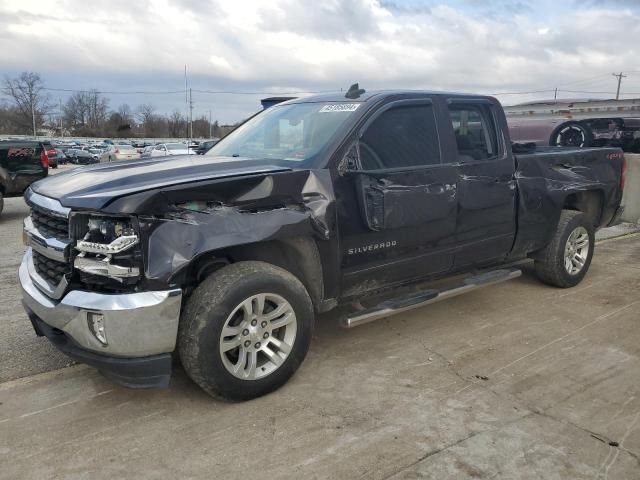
[31,155,291,210]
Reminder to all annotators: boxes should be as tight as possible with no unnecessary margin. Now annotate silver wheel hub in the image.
[219,293,297,380]
[564,226,589,275]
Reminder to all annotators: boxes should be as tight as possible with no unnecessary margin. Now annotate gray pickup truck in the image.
[19,88,625,400]
[0,140,49,216]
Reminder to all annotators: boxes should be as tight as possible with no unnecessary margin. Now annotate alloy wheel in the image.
[219,293,297,380]
[564,226,590,275]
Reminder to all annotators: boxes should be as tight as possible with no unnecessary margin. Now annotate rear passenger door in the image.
[337,99,459,296]
[444,99,517,267]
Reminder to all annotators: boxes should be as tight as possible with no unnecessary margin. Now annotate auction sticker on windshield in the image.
[319,103,360,113]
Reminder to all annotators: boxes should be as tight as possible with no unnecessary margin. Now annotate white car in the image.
[140,145,156,159]
[150,143,195,157]
[99,144,141,162]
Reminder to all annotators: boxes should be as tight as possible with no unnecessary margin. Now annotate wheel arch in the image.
[562,189,605,227]
[181,236,325,311]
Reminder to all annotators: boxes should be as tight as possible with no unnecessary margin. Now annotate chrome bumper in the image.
[20,249,182,357]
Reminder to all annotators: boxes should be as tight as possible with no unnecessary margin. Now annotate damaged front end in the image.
[98,168,336,290]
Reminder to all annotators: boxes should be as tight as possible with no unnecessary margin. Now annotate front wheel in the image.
[178,261,314,401]
[534,210,595,288]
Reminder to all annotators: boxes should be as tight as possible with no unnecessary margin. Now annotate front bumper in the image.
[28,314,172,388]
[19,250,182,388]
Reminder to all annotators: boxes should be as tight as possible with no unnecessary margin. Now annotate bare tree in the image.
[2,72,51,136]
[136,104,159,136]
[63,90,108,135]
[85,89,109,130]
[117,104,132,125]
[193,115,211,138]
[63,92,90,129]
[168,109,185,137]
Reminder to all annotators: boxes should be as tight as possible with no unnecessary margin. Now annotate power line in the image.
[38,86,339,96]
[490,89,557,95]
[41,87,186,95]
[192,88,337,95]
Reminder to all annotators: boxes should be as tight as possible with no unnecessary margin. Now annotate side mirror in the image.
[338,143,359,175]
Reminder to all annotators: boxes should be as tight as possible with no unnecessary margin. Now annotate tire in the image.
[534,210,595,288]
[178,261,314,401]
[0,191,4,217]
[550,122,593,148]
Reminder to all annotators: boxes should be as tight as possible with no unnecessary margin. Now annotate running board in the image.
[341,268,522,328]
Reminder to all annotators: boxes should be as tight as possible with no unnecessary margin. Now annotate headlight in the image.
[76,216,138,254]
[73,214,141,283]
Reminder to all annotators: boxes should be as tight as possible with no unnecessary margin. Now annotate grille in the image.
[32,249,71,286]
[31,206,69,239]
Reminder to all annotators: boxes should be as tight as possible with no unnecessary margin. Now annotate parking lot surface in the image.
[1,200,639,479]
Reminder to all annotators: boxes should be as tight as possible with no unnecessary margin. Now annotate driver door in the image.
[337,99,459,297]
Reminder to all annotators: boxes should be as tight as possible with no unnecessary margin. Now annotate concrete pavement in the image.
[1,234,639,479]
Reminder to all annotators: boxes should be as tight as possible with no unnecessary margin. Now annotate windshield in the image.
[205,102,360,163]
[166,143,186,151]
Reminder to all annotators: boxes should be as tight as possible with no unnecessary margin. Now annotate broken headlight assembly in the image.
[73,214,141,285]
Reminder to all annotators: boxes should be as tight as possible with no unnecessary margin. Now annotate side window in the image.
[448,104,498,161]
[359,104,440,170]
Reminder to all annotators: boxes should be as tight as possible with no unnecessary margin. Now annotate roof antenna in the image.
[345,83,365,99]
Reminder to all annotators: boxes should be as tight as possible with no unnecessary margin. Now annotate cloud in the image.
[0,0,639,121]
[258,0,384,41]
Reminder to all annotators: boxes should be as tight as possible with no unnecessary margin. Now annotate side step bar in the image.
[341,268,522,328]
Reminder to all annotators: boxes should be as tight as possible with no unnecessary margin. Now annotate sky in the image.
[1,0,640,123]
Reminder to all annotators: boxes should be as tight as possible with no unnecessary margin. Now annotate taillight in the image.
[115,149,120,154]
[40,150,49,168]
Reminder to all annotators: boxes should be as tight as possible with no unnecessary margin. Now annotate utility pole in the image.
[209,110,212,139]
[184,65,189,140]
[554,88,558,100]
[189,88,193,142]
[613,72,626,100]
[31,97,37,139]
[59,98,63,138]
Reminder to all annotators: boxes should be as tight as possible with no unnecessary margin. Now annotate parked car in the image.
[149,143,194,157]
[140,145,156,159]
[54,149,68,165]
[87,148,104,160]
[0,140,48,216]
[66,149,99,165]
[40,142,59,169]
[506,98,640,152]
[19,89,625,401]
[99,144,140,162]
[195,139,219,155]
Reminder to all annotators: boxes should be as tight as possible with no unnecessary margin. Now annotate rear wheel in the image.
[534,210,595,288]
[178,261,314,401]
[0,191,4,216]
[551,122,593,148]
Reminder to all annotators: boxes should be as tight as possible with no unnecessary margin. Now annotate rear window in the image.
[448,104,499,161]
[166,144,186,151]
[116,145,135,151]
